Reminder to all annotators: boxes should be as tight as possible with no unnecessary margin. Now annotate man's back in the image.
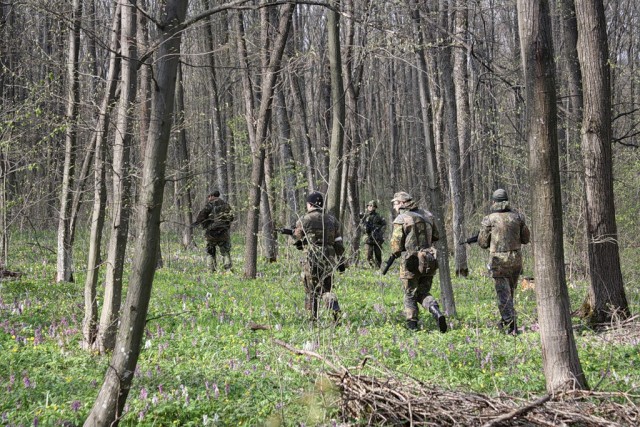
[480,209,529,253]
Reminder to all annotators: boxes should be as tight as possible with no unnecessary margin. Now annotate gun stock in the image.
[460,232,479,245]
[381,254,397,275]
[279,228,294,236]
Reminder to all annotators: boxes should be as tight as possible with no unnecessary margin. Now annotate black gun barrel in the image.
[381,254,397,275]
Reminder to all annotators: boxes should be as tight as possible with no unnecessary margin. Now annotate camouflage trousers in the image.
[206,238,232,271]
[493,274,519,326]
[402,274,438,322]
[302,261,340,320]
[364,241,383,269]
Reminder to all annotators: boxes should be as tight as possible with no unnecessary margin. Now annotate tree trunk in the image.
[274,78,299,226]
[56,0,82,283]
[174,63,194,249]
[95,0,137,354]
[408,0,456,317]
[242,3,295,279]
[342,0,364,256]
[453,0,474,215]
[84,0,188,424]
[202,0,228,195]
[575,0,630,324]
[83,3,122,350]
[438,0,468,277]
[517,0,588,393]
[325,0,346,217]
[288,71,316,191]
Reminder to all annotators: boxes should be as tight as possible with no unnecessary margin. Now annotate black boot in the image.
[506,320,520,336]
[406,320,418,331]
[429,305,447,333]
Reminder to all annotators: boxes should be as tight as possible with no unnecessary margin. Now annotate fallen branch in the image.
[481,394,551,427]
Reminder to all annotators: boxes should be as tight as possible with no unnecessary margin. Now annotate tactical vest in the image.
[486,211,526,253]
[397,209,433,251]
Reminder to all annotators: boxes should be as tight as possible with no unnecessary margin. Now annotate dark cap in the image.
[492,188,508,202]
[306,191,324,207]
[208,190,221,198]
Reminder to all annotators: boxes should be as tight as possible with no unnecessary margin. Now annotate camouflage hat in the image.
[306,191,324,207]
[367,200,378,208]
[391,191,412,203]
[492,188,508,202]
[208,190,221,198]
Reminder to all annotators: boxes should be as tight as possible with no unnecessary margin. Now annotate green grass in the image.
[1,231,639,426]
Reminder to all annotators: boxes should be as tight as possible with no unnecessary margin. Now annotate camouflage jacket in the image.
[478,201,530,277]
[390,204,439,279]
[361,211,386,243]
[195,198,234,231]
[293,207,345,262]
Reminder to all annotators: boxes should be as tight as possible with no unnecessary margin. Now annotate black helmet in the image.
[306,191,324,207]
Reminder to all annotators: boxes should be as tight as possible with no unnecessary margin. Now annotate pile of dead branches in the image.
[274,339,639,426]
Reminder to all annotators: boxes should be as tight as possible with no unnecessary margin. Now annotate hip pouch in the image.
[417,247,438,274]
[206,226,229,243]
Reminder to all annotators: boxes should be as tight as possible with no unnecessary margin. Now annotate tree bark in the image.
[84,0,188,424]
[325,0,346,217]
[56,0,82,283]
[438,0,468,277]
[202,0,228,195]
[242,3,295,279]
[95,0,137,354]
[173,63,194,249]
[408,0,456,317]
[517,0,588,393]
[83,3,122,351]
[575,0,630,324]
[453,0,474,214]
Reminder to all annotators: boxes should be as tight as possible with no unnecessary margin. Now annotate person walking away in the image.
[478,188,530,335]
[193,190,235,272]
[361,200,386,269]
[389,191,447,332]
[292,191,345,322]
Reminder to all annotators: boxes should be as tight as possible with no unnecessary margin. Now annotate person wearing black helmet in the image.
[193,190,235,272]
[478,189,530,335]
[291,191,345,322]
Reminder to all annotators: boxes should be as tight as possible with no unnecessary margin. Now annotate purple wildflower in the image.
[213,383,220,399]
[71,400,81,412]
[23,373,32,389]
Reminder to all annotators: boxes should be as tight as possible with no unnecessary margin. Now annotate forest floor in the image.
[1,231,639,426]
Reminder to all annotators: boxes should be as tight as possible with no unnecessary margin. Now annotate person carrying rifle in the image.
[192,190,235,272]
[478,188,530,335]
[360,200,386,269]
[291,191,345,322]
[388,191,447,332]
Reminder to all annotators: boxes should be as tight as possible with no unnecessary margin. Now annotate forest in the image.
[1,0,639,425]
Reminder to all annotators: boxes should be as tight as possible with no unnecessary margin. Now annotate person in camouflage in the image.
[389,191,447,332]
[193,190,235,272]
[478,188,530,335]
[361,200,386,268]
[293,191,345,322]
